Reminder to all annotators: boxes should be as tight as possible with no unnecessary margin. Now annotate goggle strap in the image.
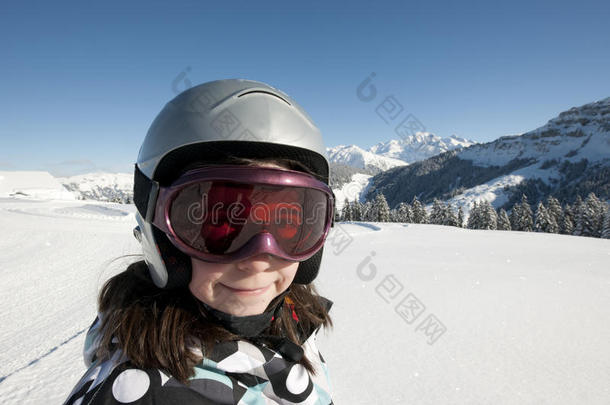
[146,181,160,222]
[134,163,162,223]
[330,190,336,228]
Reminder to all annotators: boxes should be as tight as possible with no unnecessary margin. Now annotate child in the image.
[63,79,335,404]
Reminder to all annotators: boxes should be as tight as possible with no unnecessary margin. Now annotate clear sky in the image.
[1,0,609,176]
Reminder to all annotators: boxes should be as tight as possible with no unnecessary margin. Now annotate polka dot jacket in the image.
[63,316,334,405]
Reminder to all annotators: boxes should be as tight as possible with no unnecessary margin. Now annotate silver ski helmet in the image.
[133,79,333,288]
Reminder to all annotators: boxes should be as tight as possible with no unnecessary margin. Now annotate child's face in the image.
[189,254,299,316]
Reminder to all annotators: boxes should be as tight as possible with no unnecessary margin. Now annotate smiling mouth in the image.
[221,284,271,295]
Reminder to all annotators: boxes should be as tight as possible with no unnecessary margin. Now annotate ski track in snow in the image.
[0,326,88,384]
[338,221,383,231]
[0,199,141,404]
[1,198,609,404]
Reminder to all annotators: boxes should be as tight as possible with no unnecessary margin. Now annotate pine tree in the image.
[368,199,379,222]
[497,208,511,230]
[457,206,464,228]
[546,208,559,233]
[572,195,585,236]
[341,198,352,221]
[351,201,362,221]
[362,201,374,221]
[396,202,411,223]
[517,194,533,232]
[445,202,459,227]
[546,196,563,233]
[375,193,391,222]
[480,201,497,230]
[583,193,605,237]
[534,202,556,233]
[389,208,398,222]
[411,196,427,224]
[561,204,574,235]
[467,201,479,229]
[601,206,610,239]
[509,200,521,231]
[420,203,429,224]
[430,199,444,225]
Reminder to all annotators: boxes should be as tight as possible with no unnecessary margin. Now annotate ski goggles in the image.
[151,165,335,263]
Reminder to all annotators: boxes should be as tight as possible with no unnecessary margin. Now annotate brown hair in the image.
[96,262,332,384]
[95,157,332,384]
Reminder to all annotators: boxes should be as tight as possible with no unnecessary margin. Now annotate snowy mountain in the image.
[371,133,476,163]
[58,172,133,203]
[327,133,476,172]
[365,97,610,211]
[2,198,609,404]
[326,144,408,171]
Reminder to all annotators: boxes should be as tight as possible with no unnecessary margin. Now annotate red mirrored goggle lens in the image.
[167,181,329,257]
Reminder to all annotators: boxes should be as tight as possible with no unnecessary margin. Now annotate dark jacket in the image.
[63,314,333,405]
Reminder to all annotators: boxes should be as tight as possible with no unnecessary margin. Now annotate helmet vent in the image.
[237,90,291,106]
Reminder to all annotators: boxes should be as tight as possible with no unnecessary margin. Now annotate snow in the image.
[58,172,133,193]
[332,173,372,211]
[443,173,525,216]
[458,97,610,168]
[317,223,610,404]
[370,132,476,163]
[327,133,475,172]
[0,197,138,404]
[57,172,133,203]
[1,198,609,404]
[443,162,563,217]
[0,171,76,200]
[326,144,408,171]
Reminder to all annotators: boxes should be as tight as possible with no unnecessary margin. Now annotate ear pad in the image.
[293,246,324,285]
[151,226,192,289]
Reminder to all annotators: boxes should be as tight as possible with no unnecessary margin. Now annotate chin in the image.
[218,294,273,317]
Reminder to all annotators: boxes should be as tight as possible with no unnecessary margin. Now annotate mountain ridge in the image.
[364,97,610,211]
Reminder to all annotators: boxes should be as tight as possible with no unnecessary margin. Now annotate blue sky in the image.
[1,0,609,176]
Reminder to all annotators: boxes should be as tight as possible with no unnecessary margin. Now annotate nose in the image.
[235,253,274,273]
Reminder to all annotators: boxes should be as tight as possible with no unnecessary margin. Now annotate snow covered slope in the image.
[0,171,76,200]
[332,172,373,210]
[0,198,608,404]
[58,172,133,203]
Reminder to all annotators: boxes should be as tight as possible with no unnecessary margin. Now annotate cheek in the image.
[278,263,299,288]
[189,260,225,295]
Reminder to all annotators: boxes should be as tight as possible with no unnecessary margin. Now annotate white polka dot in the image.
[286,364,309,395]
[112,369,150,403]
